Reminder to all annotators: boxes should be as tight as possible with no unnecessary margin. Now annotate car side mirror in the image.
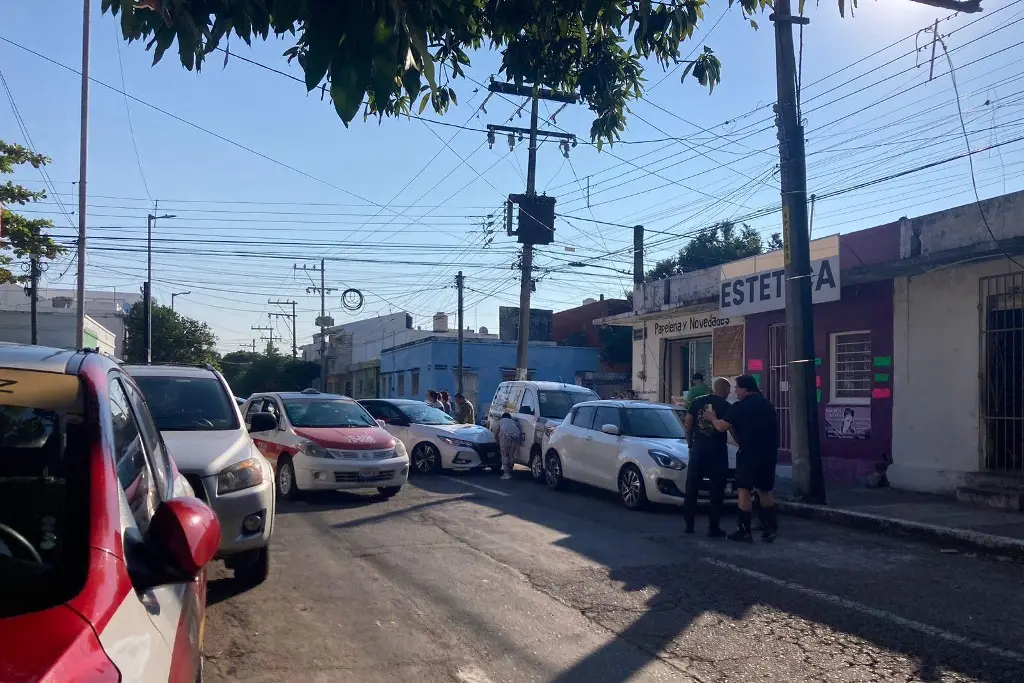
[520,406,534,416]
[125,498,221,592]
[600,424,620,436]
[249,412,278,433]
[375,419,387,428]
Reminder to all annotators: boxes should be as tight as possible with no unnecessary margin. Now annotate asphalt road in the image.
[203,469,1024,683]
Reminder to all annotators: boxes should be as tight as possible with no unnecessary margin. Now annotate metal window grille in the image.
[768,323,791,453]
[831,331,872,402]
[980,271,1024,476]
[397,373,405,397]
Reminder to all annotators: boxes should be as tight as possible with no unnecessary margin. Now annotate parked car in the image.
[360,398,500,474]
[126,364,275,586]
[543,400,738,510]
[235,396,246,406]
[242,389,409,500]
[0,343,220,682]
[485,381,600,481]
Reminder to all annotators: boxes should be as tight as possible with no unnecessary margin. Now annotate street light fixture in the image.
[145,212,176,364]
[171,290,191,311]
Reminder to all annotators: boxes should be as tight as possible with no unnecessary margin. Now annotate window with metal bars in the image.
[830,331,872,405]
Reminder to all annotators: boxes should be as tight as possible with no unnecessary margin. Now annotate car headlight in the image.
[648,449,686,471]
[217,457,265,494]
[393,440,408,460]
[438,435,475,449]
[297,440,334,459]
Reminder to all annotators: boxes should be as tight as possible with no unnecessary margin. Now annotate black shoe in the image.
[761,527,776,543]
[728,527,753,542]
[760,506,778,543]
[684,525,695,534]
[708,526,726,538]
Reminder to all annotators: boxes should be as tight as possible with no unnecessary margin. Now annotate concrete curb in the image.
[778,500,1024,560]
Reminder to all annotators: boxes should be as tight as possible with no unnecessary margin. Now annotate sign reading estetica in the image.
[719,256,841,316]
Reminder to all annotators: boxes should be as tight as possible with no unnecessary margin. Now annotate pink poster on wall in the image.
[824,406,871,440]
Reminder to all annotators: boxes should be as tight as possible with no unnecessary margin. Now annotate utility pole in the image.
[297,260,334,390]
[29,256,39,345]
[487,80,576,379]
[772,0,825,504]
[456,271,464,394]
[632,225,644,290]
[170,290,190,311]
[251,324,276,354]
[74,0,91,348]
[144,212,175,364]
[269,299,298,357]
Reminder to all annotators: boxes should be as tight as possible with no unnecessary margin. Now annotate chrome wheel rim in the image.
[546,456,560,487]
[279,463,293,494]
[621,469,641,507]
[531,454,543,479]
[414,445,437,473]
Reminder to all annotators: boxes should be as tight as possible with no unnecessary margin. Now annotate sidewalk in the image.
[774,481,1024,559]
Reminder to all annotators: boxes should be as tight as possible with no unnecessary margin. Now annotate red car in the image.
[0,343,221,682]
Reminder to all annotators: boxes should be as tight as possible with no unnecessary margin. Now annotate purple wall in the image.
[743,279,894,484]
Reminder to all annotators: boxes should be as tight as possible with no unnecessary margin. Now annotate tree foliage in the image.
[220,350,320,398]
[123,302,220,366]
[645,221,782,281]
[102,0,774,147]
[0,141,65,284]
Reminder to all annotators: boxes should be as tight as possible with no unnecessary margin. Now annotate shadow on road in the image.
[413,471,1024,683]
[276,489,393,515]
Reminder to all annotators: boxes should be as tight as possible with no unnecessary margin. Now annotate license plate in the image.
[359,469,381,478]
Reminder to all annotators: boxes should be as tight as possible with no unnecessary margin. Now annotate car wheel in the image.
[545,451,565,491]
[618,465,648,510]
[411,443,442,475]
[378,485,402,498]
[276,457,302,501]
[530,450,545,482]
[233,546,270,586]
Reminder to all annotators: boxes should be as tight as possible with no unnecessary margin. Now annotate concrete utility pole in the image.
[170,290,190,311]
[251,324,275,354]
[487,80,577,379]
[633,225,645,290]
[456,271,464,394]
[144,212,175,364]
[772,0,825,504]
[297,261,334,390]
[74,0,91,349]
[269,299,298,358]
[29,256,39,345]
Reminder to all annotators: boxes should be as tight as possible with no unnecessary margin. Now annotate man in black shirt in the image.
[683,378,732,537]
[705,374,780,543]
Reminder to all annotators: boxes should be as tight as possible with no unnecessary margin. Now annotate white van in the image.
[486,381,600,481]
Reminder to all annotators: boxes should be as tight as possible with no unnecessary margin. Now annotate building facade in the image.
[0,309,116,356]
[552,296,632,397]
[379,337,599,420]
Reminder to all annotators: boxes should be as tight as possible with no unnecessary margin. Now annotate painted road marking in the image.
[440,476,511,497]
[703,557,1024,663]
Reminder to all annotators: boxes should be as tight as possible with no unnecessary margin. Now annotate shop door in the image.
[769,323,792,455]
[662,337,713,404]
[981,273,1024,476]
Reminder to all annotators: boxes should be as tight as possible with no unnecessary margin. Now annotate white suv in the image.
[544,400,738,510]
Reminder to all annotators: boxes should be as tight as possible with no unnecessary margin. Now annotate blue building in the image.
[379,336,599,419]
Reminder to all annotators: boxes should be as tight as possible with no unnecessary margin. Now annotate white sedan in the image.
[360,399,501,474]
[544,400,738,510]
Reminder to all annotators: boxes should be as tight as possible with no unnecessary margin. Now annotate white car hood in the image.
[160,429,260,477]
[412,423,496,444]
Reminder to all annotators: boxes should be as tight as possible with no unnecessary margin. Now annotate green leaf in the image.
[749,19,758,30]
[799,0,807,14]
[418,92,430,114]
[405,20,437,92]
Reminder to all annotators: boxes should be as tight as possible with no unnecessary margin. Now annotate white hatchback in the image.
[544,400,738,510]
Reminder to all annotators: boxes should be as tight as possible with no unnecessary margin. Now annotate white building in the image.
[0,284,142,356]
[0,309,116,356]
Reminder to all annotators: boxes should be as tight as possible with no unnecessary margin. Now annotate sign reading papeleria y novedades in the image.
[718,256,841,316]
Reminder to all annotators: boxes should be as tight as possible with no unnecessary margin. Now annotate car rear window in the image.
[133,376,239,431]
[538,389,601,419]
[284,399,377,428]
[0,368,89,618]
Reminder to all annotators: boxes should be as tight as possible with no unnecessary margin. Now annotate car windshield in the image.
[284,399,377,428]
[538,389,601,419]
[399,403,456,425]
[133,376,239,431]
[0,368,89,618]
[623,408,688,439]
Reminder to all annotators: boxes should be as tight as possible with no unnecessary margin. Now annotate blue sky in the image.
[2,0,1022,353]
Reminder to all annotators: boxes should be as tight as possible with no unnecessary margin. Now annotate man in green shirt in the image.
[684,373,711,406]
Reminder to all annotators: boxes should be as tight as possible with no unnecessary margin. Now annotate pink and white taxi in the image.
[0,342,221,682]
[243,389,409,501]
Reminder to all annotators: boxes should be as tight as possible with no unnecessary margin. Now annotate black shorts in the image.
[734,452,778,492]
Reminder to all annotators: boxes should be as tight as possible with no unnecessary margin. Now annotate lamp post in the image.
[145,212,175,363]
[171,290,190,311]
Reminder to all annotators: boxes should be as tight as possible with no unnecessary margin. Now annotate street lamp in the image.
[145,212,176,364]
[171,290,191,311]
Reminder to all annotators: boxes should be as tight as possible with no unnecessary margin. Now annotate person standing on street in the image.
[683,373,710,408]
[683,377,732,537]
[704,374,780,543]
[454,393,475,425]
[496,412,521,481]
[425,390,443,409]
